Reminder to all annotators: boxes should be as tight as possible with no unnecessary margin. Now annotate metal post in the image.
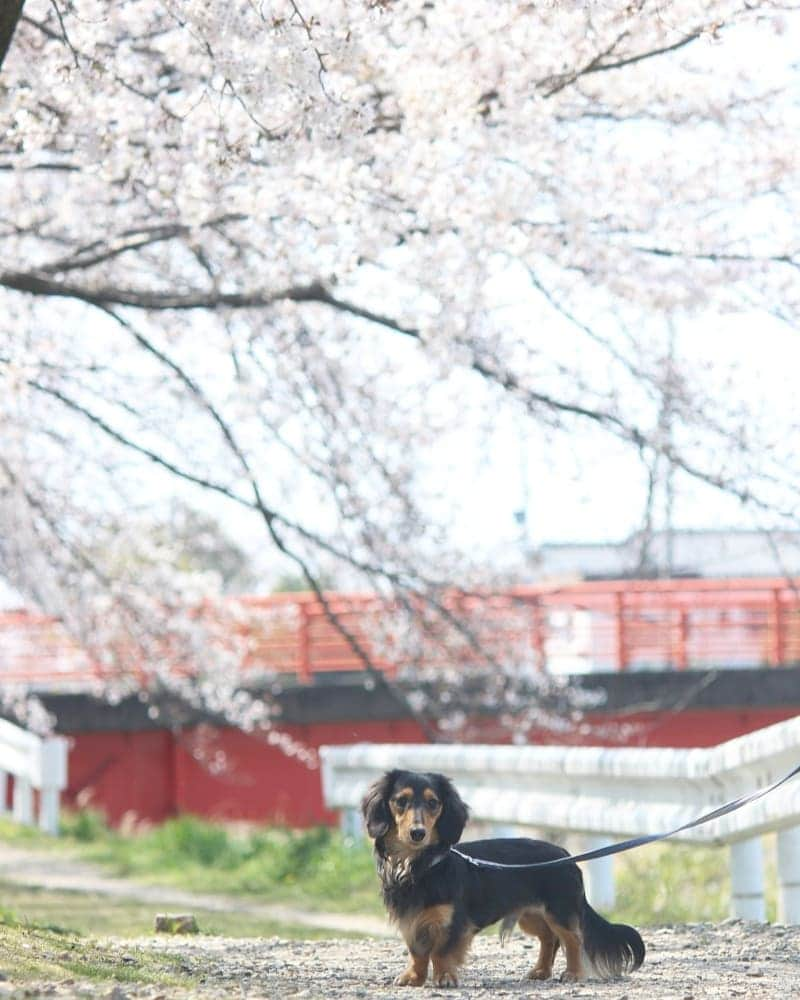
[298,600,312,682]
[582,835,616,911]
[38,736,68,834]
[729,837,765,921]
[777,826,800,924]
[39,787,60,835]
[615,592,628,671]
[12,775,33,826]
[771,588,785,667]
[676,609,689,670]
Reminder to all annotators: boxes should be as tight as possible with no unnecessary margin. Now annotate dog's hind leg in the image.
[543,913,585,982]
[518,910,560,981]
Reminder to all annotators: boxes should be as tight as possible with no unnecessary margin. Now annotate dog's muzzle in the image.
[410,827,426,843]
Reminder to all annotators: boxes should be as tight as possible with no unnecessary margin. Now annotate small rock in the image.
[154,913,199,934]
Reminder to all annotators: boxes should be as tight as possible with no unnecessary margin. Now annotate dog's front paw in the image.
[527,967,552,981]
[431,969,459,988]
[559,969,581,983]
[393,969,426,987]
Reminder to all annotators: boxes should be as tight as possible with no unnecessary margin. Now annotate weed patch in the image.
[67,814,380,914]
[0,918,191,986]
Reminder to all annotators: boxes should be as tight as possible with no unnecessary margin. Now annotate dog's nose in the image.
[410,827,426,843]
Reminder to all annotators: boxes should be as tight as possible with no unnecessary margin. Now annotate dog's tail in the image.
[580,899,645,977]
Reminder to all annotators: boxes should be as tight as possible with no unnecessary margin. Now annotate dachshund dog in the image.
[362,769,645,987]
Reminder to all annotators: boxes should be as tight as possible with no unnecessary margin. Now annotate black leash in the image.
[449,759,800,871]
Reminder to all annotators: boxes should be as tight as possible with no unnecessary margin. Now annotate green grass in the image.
[0,916,193,987]
[611,837,778,926]
[0,811,778,932]
[0,881,356,939]
[61,813,382,916]
[0,816,65,845]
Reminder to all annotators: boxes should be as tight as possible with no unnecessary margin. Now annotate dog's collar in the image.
[424,847,451,870]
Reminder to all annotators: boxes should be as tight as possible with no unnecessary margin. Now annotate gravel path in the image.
[126,920,800,999]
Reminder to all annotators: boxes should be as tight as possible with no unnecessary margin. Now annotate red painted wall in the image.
[65,729,176,825]
[61,707,798,828]
[64,719,427,827]
[578,707,800,748]
[174,719,428,827]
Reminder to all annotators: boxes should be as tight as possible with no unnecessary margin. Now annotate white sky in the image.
[436,309,800,566]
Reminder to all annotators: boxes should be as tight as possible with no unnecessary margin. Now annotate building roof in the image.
[533,529,800,581]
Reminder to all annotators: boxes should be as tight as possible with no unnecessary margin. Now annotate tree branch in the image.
[633,244,800,271]
[0,268,349,313]
[539,24,707,97]
[8,262,793,526]
[0,266,640,434]
[40,216,247,275]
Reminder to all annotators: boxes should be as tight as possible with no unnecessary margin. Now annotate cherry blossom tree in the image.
[1,1,799,735]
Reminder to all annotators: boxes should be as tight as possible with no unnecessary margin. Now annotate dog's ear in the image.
[434,774,469,845]
[361,771,396,839]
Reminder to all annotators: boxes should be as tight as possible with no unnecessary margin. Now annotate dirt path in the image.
[0,843,389,937]
[151,921,800,998]
[13,921,800,1000]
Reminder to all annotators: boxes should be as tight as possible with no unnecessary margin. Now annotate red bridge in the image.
[2,577,799,687]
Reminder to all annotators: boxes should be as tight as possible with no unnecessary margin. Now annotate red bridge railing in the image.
[2,578,799,688]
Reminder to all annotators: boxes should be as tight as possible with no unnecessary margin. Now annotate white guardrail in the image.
[321,714,800,924]
[0,718,68,835]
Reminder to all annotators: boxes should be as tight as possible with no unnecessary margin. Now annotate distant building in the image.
[533,528,800,581]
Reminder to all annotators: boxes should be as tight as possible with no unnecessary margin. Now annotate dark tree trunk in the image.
[0,1,25,74]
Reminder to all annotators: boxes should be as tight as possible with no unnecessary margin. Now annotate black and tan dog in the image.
[362,769,645,987]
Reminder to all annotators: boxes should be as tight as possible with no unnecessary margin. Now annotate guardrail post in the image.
[339,807,363,841]
[12,775,33,825]
[39,786,60,835]
[0,770,7,815]
[38,736,68,835]
[582,835,615,910]
[729,837,765,920]
[777,826,800,924]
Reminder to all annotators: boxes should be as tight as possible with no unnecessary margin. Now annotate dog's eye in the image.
[394,796,409,811]
[426,798,440,811]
